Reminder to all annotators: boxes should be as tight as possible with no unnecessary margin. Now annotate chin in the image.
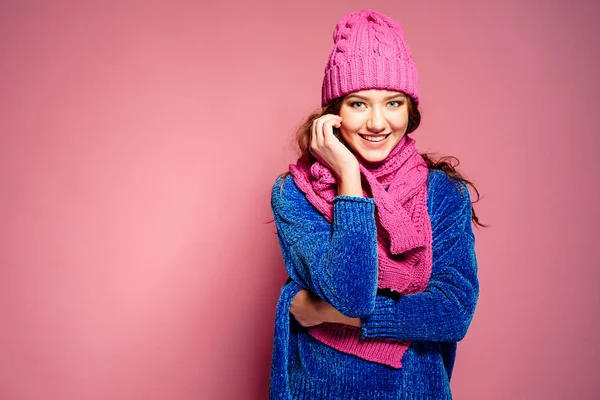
[355,149,393,165]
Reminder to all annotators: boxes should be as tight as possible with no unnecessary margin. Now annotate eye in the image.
[387,100,404,107]
[349,101,366,109]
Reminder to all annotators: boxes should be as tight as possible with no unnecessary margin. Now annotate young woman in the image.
[269,10,482,399]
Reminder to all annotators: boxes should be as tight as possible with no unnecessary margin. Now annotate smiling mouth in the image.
[358,133,391,143]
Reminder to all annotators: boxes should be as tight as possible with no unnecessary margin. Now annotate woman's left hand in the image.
[290,289,329,327]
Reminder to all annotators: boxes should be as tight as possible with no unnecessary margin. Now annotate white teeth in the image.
[360,134,389,142]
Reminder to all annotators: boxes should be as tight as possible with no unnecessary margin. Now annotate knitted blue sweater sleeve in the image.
[360,171,480,342]
[271,175,379,318]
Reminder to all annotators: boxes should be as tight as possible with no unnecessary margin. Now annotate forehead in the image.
[345,89,406,99]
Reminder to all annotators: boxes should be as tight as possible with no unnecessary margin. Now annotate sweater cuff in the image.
[332,196,376,232]
[360,296,398,338]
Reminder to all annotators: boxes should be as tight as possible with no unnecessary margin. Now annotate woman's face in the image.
[338,89,409,164]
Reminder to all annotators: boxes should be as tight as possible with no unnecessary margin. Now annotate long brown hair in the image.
[281,95,487,228]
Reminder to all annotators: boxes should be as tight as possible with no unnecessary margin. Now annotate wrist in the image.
[336,164,362,197]
[335,312,361,327]
[336,160,359,178]
[320,302,362,327]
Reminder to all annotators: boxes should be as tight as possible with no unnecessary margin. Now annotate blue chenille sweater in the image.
[269,169,479,400]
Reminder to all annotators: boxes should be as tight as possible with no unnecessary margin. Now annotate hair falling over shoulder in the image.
[281,95,487,228]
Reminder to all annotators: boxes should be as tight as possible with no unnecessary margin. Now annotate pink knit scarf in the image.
[288,135,433,368]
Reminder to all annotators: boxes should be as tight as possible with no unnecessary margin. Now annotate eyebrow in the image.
[346,93,406,101]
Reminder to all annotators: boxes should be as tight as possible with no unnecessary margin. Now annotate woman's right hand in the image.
[309,114,359,180]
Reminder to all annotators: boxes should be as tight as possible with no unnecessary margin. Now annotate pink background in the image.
[1,0,599,399]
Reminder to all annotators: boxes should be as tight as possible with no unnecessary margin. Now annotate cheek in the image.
[339,127,353,144]
[339,114,363,133]
[395,121,409,133]
[390,113,409,132]
[338,121,355,141]
[338,125,358,150]
[339,122,352,134]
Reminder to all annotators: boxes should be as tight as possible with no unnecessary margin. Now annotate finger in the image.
[328,115,342,128]
[316,115,340,145]
[322,118,341,144]
[325,114,343,125]
[314,118,326,148]
[310,119,318,151]
[310,121,325,158]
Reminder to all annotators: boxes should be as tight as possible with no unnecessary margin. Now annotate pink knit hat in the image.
[321,10,419,107]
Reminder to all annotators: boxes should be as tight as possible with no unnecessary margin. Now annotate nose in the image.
[366,106,386,133]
